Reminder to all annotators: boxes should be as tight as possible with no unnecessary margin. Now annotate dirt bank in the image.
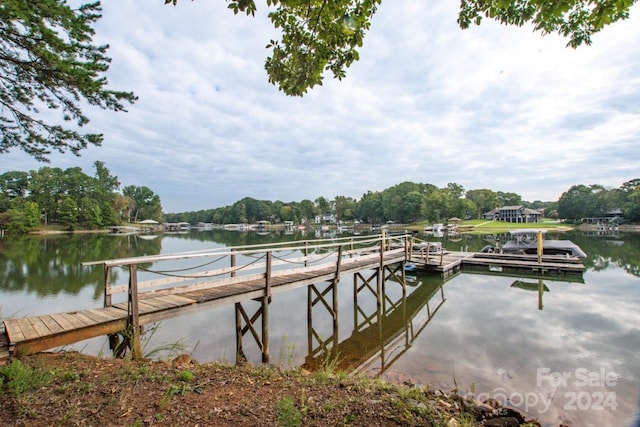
[0,352,541,426]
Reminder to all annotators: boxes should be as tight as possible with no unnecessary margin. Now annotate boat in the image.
[499,229,587,258]
[413,241,444,255]
[404,263,417,272]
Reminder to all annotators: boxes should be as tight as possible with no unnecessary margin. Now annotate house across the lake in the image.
[581,208,624,224]
[482,205,543,223]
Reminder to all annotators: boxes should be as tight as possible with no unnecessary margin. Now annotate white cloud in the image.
[1,0,639,211]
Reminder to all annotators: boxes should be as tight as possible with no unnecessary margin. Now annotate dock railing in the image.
[410,236,446,266]
[82,232,411,357]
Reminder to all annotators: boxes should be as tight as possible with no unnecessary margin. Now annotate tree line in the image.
[0,162,162,233]
[2,161,638,234]
[557,180,640,223]
[166,179,640,226]
[165,182,546,225]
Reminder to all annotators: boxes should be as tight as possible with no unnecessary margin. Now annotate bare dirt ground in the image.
[0,352,540,427]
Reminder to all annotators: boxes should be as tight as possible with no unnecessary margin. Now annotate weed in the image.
[277,334,297,369]
[322,400,336,411]
[397,385,426,401]
[141,323,188,360]
[319,349,342,373]
[451,368,459,394]
[276,395,302,427]
[62,370,81,382]
[177,370,194,382]
[119,364,168,383]
[311,349,347,383]
[458,411,476,427]
[0,359,53,397]
[159,371,206,409]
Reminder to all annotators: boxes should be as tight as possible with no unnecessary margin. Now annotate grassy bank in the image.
[405,219,573,234]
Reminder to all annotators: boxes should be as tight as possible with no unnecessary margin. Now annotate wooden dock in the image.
[1,234,410,360]
[1,234,586,363]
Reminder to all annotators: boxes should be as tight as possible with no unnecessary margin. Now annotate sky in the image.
[2,1,640,213]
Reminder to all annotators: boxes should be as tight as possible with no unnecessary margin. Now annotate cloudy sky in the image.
[2,1,639,213]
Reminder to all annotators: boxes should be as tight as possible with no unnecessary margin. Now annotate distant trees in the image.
[558,184,609,220]
[122,185,162,223]
[4,165,636,234]
[165,181,550,226]
[465,189,498,218]
[617,179,640,222]
[557,180,640,222]
[0,162,163,233]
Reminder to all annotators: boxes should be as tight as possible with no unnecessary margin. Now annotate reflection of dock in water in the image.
[302,278,446,377]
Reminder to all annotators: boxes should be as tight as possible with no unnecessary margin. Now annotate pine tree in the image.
[0,1,137,161]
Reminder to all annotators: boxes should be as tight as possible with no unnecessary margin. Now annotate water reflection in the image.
[301,276,447,378]
[0,234,160,298]
[0,229,638,427]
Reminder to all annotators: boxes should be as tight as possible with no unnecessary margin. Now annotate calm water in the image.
[1,229,638,427]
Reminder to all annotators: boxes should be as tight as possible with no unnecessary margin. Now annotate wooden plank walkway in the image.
[2,248,407,358]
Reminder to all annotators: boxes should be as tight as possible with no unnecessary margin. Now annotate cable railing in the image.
[82,232,413,307]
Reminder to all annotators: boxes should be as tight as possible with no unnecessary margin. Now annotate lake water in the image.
[1,229,638,427]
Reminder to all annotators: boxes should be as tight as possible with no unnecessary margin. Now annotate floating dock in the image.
[410,251,585,279]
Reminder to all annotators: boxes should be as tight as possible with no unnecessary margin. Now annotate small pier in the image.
[1,234,411,361]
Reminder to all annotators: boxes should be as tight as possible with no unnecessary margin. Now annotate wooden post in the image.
[335,245,343,282]
[304,242,309,267]
[377,236,384,308]
[235,303,244,362]
[538,279,544,310]
[230,250,236,278]
[103,264,112,308]
[307,283,313,355]
[537,230,543,264]
[128,264,142,359]
[262,251,272,363]
[404,236,410,262]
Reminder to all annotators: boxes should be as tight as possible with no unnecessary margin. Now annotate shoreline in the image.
[24,223,640,236]
[0,352,542,426]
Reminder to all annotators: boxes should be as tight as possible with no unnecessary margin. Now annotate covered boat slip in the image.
[481,228,588,258]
